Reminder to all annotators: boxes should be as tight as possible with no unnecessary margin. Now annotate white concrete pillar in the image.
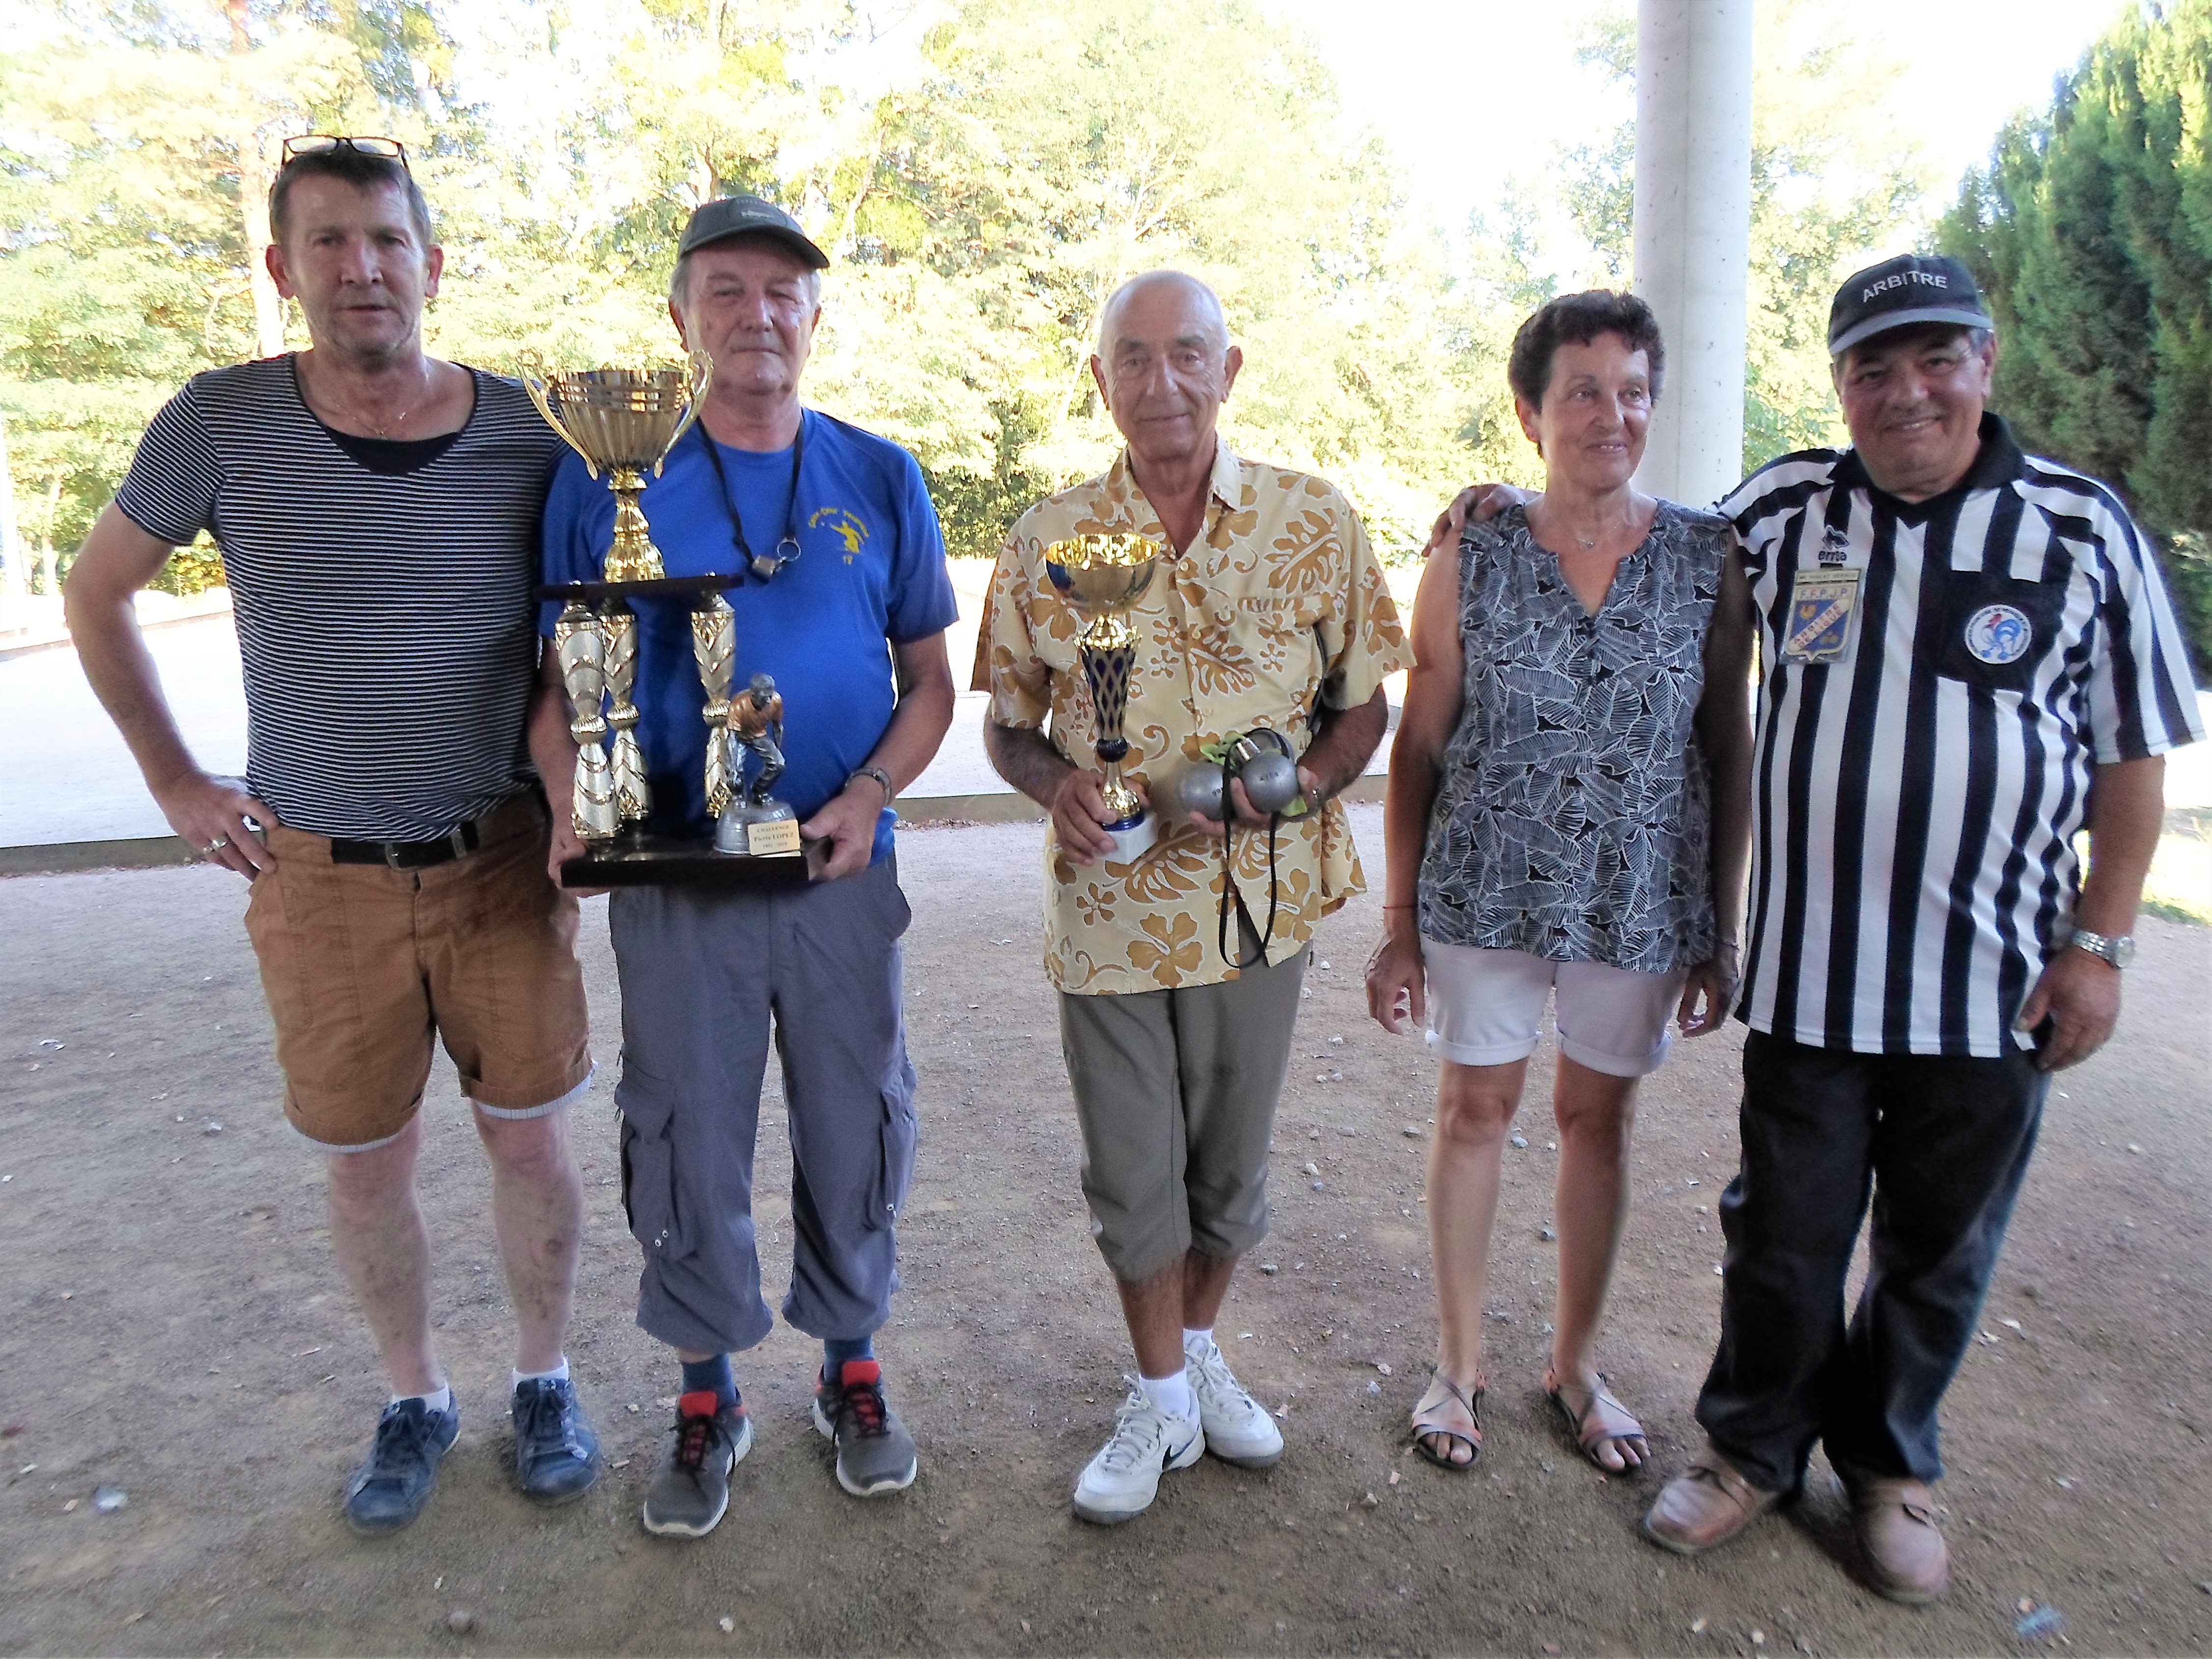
[1632,0,1754,506]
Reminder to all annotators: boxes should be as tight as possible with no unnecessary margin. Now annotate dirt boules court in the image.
[2,807,2209,1655]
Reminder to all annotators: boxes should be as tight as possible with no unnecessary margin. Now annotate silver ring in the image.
[201,837,230,855]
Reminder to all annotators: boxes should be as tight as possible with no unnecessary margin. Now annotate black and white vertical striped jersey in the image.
[113,356,564,840]
[1721,414,2203,1057]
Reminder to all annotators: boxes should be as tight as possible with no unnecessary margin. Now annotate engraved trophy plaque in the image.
[526,358,816,887]
[1043,532,1166,864]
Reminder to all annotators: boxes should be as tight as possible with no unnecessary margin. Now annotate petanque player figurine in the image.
[731,672,787,805]
[67,136,603,1534]
[532,193,959,1539]
[980,270,1409,1525]
[1441,252,2204,1604]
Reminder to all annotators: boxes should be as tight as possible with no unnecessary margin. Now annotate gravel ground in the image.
[2,805,2208,1656]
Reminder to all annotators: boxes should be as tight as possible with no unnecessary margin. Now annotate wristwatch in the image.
[2067,927,2134,969]
[848,766,894,802]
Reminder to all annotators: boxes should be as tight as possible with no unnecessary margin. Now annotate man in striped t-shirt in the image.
[1641,256,2203,1600]
[65,139,604,1534]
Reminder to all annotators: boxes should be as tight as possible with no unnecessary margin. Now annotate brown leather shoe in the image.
[1641,1447,1781,1556]
[1840,1467,1951,1605]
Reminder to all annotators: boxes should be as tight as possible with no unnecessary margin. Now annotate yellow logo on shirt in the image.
[809,506,869,562]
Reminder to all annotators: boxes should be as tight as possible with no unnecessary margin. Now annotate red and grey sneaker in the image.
[640,1390,751,1538]
[811,1360,918,1497]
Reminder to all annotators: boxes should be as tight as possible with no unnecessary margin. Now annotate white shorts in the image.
[1422,942,1689,1078]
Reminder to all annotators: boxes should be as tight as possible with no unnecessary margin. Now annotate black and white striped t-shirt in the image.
[1722,414,2204,1057]
[114,356,564,840]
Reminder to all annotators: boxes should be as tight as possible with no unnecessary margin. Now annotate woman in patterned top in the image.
[1365,291,1754,1473]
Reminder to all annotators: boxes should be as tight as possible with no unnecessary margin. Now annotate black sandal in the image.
[1408,1366,1484,1470]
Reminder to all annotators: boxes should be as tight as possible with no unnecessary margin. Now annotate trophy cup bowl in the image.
[520,357,712,582]
[1043,533,1165,865]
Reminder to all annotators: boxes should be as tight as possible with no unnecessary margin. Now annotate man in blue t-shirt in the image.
[531,195,958,1538]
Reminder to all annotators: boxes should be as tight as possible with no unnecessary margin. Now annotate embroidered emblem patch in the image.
[1964,603,2033,665]
[1782,568,1862,664]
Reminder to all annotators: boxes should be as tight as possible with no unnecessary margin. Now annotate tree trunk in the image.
[228,0,287,359]
[0,403,23,603]
[34,475,61,596]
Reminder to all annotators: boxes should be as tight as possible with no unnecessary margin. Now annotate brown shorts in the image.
[241,794,593,1151]
[1057,932,1306,1283]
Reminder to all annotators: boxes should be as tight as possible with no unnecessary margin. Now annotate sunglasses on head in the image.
[281,134,410,172]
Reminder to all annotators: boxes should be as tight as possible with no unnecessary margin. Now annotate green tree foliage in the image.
[0,0,408,590]
[1559,0,1931,474]
[23,0,1948,583]
[1,0,1543,586]
[1939,0,2212,668]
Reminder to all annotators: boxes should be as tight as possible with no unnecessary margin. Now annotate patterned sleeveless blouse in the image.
[1416,501,1731,973]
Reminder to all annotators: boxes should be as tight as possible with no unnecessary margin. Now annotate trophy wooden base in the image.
[538,574,738,603]
[559,832,826,889]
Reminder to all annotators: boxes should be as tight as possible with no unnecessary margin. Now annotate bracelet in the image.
[848,766,894,803]
[1382,903,1415,911]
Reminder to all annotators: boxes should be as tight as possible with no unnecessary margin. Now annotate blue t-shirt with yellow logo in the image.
[538,408,958,863]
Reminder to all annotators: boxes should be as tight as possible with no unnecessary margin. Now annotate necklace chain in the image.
[1535,497,1630,553]
[307,359,432,438]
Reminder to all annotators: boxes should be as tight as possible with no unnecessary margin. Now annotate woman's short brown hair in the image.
[1507,290,1666,409]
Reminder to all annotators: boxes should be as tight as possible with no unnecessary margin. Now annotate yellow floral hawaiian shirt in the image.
[977,439,1408,994]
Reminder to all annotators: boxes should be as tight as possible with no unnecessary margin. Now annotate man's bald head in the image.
[1096,271,1229,359]
[1090,269,1243,473]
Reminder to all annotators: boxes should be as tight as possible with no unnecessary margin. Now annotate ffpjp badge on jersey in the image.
[1963,603,2034,665]
[1781,566,1863,665]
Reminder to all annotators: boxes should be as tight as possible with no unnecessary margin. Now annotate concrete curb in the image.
[0,593,235,663]
[0,837,205,876]
[0,774,1392,876]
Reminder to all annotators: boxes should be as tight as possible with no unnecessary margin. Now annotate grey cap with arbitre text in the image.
[1828,253,1991,357]
[677,194,830,269]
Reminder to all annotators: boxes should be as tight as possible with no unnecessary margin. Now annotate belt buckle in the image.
[382,842,408,872]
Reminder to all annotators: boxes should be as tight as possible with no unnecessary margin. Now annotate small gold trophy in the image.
[1044,532,1166,864]
[527,356,812,888]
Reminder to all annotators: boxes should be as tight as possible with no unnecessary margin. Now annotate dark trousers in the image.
[608,857,917,1356]
[1695,1030,2048,1492]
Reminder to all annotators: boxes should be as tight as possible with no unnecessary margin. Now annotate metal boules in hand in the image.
[1168,762,1231,823]
[1175,729,1302,821]
[1238,748,1299,814]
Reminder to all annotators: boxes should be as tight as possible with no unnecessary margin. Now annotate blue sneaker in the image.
[511,1376,603,1504]
[342,1395,460,1535]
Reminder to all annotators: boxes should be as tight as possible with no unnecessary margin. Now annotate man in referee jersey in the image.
[67,138,604,1534]
[1637,255,2204,1600]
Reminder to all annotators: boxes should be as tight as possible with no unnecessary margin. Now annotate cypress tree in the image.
[1940,0,2212,668]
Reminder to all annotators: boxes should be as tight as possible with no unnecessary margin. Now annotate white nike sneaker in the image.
[1184,1331,1284,1468]
[1072,1385,1204,1525]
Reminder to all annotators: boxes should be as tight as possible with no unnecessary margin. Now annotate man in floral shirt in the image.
[980,270,1407,1523]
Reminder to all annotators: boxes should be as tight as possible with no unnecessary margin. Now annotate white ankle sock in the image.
[512,1357,571,1392]
[1139,1367,1194,1419]
[1182,1326,1214,1353]
[395,1383,453,1415]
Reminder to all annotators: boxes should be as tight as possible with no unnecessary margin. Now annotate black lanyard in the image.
[1215,798,1283,970]
[696,419,805,581]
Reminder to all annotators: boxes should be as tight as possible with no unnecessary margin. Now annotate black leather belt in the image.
[329,819,485,870]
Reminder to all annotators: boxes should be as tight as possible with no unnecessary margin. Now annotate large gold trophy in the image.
[1044,533,1166,864]
[526,358,812,887]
